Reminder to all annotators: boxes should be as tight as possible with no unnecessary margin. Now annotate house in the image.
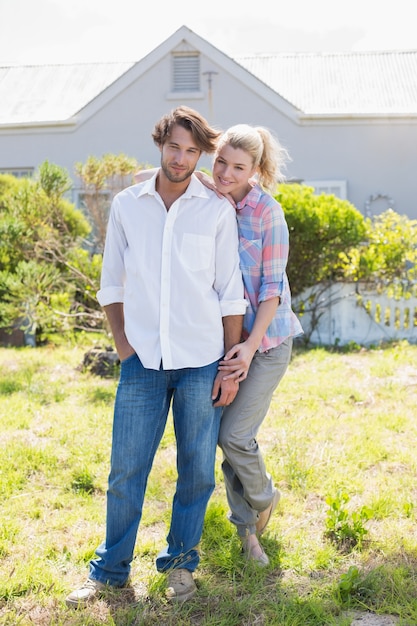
[1,24,416,220]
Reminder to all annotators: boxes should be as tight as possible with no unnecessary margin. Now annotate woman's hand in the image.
[134,168,157,183]
[194,170,216,191]
[217,341,257,382]
[195,171,237,208]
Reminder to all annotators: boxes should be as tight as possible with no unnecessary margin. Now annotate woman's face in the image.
[213,144,257,202]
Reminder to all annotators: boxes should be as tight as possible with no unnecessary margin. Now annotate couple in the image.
[66,106,302,608]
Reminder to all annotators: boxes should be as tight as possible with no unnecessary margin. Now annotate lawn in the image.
[1,339,417,625]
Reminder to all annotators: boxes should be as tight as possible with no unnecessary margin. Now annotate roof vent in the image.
[171,52,200,92]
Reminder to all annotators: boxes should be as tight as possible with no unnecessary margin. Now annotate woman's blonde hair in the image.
[216,124,290,192]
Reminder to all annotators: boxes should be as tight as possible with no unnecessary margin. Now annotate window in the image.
[171,52,200,92]
[73,189,111,212]
[303,179,347,200]
[0,167,34,178]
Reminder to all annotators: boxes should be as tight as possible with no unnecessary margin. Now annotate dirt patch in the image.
[346,611,399,625]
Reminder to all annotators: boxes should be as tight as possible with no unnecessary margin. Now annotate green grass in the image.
[1,339,417,624]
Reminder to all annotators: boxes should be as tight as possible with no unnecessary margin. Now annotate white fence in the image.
[294,282,417,346]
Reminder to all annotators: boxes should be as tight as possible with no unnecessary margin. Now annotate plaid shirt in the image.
[236,184,303,352]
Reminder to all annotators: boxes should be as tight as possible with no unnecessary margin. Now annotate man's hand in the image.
[211,371,239,407]
[103,303,136,362]
[117,344,136,362]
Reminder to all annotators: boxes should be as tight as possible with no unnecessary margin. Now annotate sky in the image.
[1,0,416,66]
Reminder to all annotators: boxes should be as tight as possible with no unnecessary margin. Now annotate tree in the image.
[75,153,144,253]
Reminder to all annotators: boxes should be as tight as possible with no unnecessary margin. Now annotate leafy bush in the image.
[277,183,367,297]
[0,162,103,340]
[277,184,417,344]
[2,160,416,345]
[342,209,417,296]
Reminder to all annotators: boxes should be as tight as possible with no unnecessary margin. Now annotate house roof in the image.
[235,50,417,115]
[1,25,416,126]
[0,62,133,125]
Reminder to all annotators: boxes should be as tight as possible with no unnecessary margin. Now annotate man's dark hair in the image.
[152,106,222,154]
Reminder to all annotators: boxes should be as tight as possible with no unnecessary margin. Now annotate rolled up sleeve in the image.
[214,202,248,317]
[258,205,289,303]
[96,196,127,307]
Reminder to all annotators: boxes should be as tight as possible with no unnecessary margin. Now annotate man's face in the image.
[160,124,202,183]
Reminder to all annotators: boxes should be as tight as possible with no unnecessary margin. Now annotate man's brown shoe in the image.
[66,578,107,608]
[166,568,197,603]
[256,488,280,535]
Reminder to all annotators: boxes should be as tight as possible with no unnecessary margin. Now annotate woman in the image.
[134,123,303,565]
[207,124,303,565]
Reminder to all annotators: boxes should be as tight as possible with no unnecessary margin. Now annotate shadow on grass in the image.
[65,538,417,624]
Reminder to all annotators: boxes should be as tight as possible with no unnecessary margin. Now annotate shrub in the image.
[276,183,367,298]
[342,209,417,296]
[0,163,103,340]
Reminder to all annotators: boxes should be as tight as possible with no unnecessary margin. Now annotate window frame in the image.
[302,179,347,199]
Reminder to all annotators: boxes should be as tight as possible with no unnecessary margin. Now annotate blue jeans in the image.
[89,354,221,586]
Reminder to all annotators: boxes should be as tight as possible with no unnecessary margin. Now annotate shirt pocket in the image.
[181,233,214,271]
[239,236,262,268]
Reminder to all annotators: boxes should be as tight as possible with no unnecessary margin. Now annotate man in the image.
[66,106,246,607]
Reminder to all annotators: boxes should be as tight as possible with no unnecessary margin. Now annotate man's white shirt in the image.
[97,173,247,370]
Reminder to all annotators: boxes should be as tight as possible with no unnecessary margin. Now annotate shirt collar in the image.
[136,171,158,198]
[236,183,263,211]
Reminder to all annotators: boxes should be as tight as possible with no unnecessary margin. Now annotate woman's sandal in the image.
[256,488,280,535]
